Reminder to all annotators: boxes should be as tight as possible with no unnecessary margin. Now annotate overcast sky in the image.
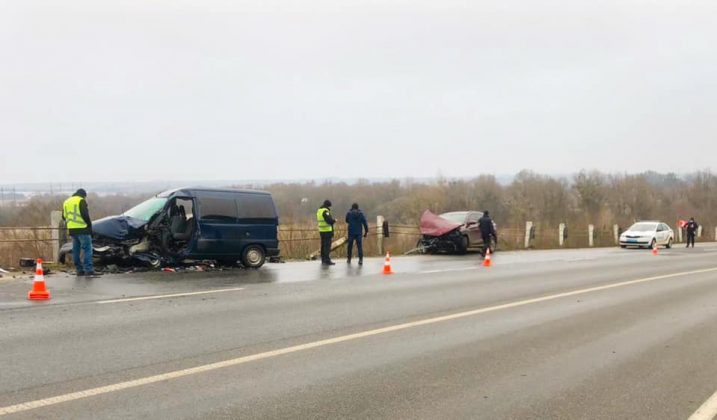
[1,0,715,184]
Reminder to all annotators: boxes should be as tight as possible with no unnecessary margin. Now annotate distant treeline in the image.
[1,170,715,230]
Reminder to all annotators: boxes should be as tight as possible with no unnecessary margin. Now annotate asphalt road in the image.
[1,245,717,419]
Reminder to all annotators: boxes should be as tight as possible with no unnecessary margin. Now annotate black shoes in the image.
[358,259,363,265]
[322,261,336,266]
[76,270,102,277]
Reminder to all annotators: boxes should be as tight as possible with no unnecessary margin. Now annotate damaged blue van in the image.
[59,187,280,268]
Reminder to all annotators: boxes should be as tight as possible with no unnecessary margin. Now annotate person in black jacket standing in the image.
[345,203,369,265]
[686,217,698,248]
[478,210,497,256]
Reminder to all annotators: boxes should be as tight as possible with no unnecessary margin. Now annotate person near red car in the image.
[478,210,497,255]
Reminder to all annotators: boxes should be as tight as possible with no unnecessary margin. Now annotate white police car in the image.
[619,221,674,249]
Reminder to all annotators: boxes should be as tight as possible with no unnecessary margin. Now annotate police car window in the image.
[198,197,238,222]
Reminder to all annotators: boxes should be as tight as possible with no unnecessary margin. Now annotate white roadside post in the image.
[377,215,384,256]
[714,227,717,241]
[697,225,703,238]
[613,224,619,245]
[50,211,62,263]
[559,223,566,247]
[524,221,533,249]
[678,227,683,243]
[588,224,595,247]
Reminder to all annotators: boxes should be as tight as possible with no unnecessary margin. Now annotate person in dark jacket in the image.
[317,200,337,265]
[62,189,99,276]
[685,217,698,248]
[345,203,369,265]
[478,210,497,256]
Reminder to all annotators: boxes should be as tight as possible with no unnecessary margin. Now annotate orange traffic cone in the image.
[382,252,394,275]
[28,258,51,301]
[651,242,658,256]
[482,248,492,267]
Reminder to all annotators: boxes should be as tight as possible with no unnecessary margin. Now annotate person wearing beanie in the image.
[62,188,98,276]
[345,203,369,265]
[478,210,497,256]
[317,199,337,265]
[685,217,699,248]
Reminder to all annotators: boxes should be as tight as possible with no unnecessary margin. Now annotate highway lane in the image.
[1,245,716,419]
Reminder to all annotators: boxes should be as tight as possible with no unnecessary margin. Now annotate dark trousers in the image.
[347,233,363,261]
[320,231,334,263]
[687,233,696,247]
[481,234,492,255]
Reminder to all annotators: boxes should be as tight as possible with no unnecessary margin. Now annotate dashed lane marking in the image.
[688,388,717,420]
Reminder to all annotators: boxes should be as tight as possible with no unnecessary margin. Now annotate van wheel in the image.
[242,245,266,269]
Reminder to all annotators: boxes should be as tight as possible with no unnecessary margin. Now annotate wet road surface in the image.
[1,245,717,419]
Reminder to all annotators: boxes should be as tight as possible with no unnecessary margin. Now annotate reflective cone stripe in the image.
[28,258,51,300]
[382,252,393,275]
[482,248,492,267]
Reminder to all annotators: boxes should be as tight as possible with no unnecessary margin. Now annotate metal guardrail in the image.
[0,239,56,243]
[0,226,421,244]
[0,227,60,230]
[2,224,706,247]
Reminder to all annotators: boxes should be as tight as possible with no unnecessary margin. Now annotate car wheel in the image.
[666,238,672,249]
[459,236,469,254]
[241,245,266,269]
[620,245,626,249]
[650,238,657,250]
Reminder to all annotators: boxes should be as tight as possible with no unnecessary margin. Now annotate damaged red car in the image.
[418,210,496,255]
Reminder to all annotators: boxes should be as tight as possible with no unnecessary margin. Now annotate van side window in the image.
[198,197,238,222]
[237,195,277,219]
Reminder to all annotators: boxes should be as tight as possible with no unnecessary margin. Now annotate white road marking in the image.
[1,266,716,416]
[96,288,245,304]
[688,389,717,420]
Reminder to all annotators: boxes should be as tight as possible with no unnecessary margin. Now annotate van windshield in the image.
[124,197,168,222]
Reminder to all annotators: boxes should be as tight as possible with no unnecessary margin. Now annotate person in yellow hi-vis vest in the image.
[317,200,336,265]
[62,189,99,276]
